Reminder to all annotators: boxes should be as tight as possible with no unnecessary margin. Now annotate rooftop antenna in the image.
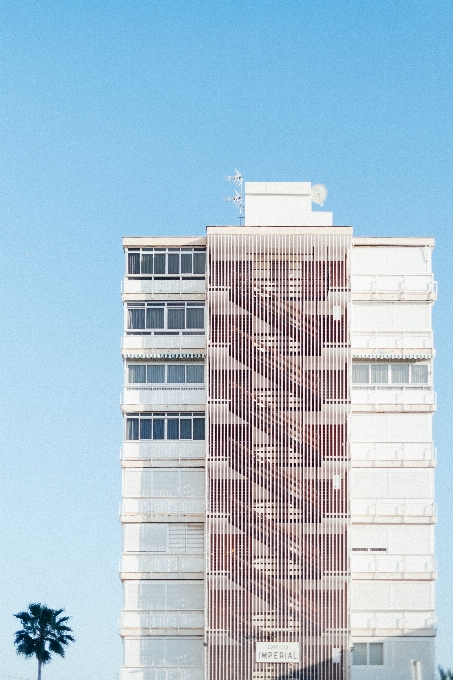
[225,169,244,224]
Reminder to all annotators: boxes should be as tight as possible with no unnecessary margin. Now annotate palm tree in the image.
[14,603,75,680]
[439,668,453,680]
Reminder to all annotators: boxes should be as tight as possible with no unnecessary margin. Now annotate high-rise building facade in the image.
[120,183,436,680]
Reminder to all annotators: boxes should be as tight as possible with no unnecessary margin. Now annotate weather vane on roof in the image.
[225,169,244,224]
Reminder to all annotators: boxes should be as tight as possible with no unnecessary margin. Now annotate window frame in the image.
[126,301,205,335]
[352,362,430,386]
[126,363,205,385]
[125,412,206,441]
[352,642,384,666]
[125,247,206,278]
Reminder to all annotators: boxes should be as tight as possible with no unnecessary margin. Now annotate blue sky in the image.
[0,1,452,678]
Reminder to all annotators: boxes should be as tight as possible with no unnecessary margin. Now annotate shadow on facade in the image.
[273,630,436,680]
[276,659,344,680]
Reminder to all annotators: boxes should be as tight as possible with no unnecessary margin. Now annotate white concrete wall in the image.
[123,386,206,406]
[122,441,206,465]
[350,240,436,680]
[122,638,204,680]
[351,638,434,680]
[121,250,207,680]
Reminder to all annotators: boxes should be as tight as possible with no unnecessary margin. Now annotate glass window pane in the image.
[186,365,204,383]
[147,365,165,383]
[168,308,186,329]
[140,419,152,440]
[181,253,192,273]
[369,643,384,665]
[167,253,180,274]
[391,363,410,383]
[352,644,367,665]
[152,419,164,440]
[186,307,204,329]
[147,308,164,329]
[167,419,180,440]
[411,364,429,384]
[193,418,205,440]
[126,418,139,440]
[128,308,145,329]
[352,364,369,383]
[168,365,185,383]
[193,252,206,274]
[128,365,146,383]
[154,254,166,274]
[180,419,192,439]
[141,254,153,274]
[371,364,389,383]
[128,253,140,274]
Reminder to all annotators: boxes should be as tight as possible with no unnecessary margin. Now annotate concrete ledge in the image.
[352,237,434,247]
[351,572,436,580]
[123,237,206,247]
[122,460,205,468]
[351,628,436,637]
[120,572,204,580]
[121,514,205,523]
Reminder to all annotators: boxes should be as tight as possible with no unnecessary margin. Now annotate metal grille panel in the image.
[206,231,351,680]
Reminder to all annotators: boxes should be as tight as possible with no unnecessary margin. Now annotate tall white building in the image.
[120,182,436,680]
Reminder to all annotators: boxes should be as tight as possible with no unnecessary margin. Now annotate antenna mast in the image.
[225,169,244,224]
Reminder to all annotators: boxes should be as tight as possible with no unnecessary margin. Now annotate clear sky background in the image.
[0,1,452,678]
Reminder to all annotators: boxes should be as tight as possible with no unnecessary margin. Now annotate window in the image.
[351,364,369,384]
[126,302,205,334]
[352,363,429,385]
[410,364,429,384]
[391,363,409,384]
[127,364,204,384]
[352,643,384,666]
[126,412,205,441]
[126,248,206,277]
[371,364,388,384]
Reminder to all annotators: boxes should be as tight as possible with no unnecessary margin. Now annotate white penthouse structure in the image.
[120,182,436,680]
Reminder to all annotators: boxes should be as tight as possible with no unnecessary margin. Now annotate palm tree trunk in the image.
[37,659,42,680]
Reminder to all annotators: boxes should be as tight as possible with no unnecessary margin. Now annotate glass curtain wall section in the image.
[206,231,351,680]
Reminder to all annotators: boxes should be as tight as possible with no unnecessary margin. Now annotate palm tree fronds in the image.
[13,603,75,675]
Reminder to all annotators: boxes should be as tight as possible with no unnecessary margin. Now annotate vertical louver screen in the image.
[206,232,351,680]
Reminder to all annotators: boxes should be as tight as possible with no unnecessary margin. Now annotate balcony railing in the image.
[351,500,436,521]
[351,442,436,464]
[351,331,433,351]
[352,274,437,300]
[352,386,436,407]
[351,554,436,576]
[351,611,436,633]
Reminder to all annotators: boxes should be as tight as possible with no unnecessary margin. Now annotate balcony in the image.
[122,334,206,350]
[351,274,437,301]
[351,500,436,524]
[351,610,436,636]
[351,554,436,580]
[121,609,204,636]
[122,441,206,464]
[123,385,206,406]
[121,497,205,522]
[352,386,436,413]
[351,442,436,467]
[351,331,433,352]
[123,277,206,296]
[121,553,204,578]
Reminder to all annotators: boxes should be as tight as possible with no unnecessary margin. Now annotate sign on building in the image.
[256,642,300,663]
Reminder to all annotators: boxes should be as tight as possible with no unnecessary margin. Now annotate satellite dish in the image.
[311,184,328,206]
